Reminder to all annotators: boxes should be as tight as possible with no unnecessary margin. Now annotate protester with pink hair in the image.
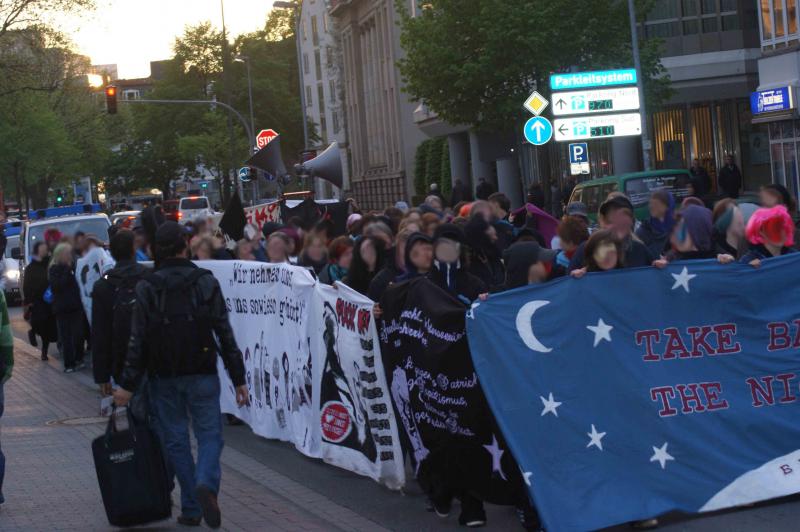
[719,205,796,267]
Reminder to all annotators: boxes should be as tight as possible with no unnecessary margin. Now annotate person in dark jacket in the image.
[689,158,711,198]
[635,190,674,259]
[464,215,505,291]
[427,224,487,303]
[369,231,410,301]
[736,205,797,264]
[653,205,716,267]
[23,242,57,360]
[569,196,654,271]
[394,232,433,283]
[298,233,328,276]
[500,241,558,291]
[113,221,248,529]
[475,178,495,200]
[450,178,473,206]
[345,236,386,297]
[718,155,743,199]
[91,230,148,395]
[318,236,353,285]
[48,243,84,372]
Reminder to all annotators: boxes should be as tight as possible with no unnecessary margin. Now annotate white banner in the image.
[200,261,405,489]
[310,282,404,488]
[76,246,115,322]
[201,261,317,456]
[244,201,281,231]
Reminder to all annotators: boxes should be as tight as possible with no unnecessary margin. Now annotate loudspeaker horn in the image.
[301,142,343,188]
[246,135,287,180]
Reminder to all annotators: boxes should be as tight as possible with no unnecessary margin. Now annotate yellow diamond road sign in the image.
[524,91,549,116]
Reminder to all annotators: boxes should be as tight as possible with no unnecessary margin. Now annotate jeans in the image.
[0,381,5,504]
[150,374,223,518]
[56,312,84,369]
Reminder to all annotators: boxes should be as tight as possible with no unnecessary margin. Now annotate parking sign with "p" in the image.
[569,142,590,175]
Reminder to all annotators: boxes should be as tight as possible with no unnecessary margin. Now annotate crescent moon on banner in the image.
[515,300,552,353]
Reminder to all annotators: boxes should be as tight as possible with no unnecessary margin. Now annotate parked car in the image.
[178,196,212,224]
[568,170,694,222]
[110,210,140,229]
[3,234,20,304]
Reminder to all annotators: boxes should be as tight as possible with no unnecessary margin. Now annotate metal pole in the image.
[295,12,309,151]
[243,57,258,203]
[628,0,652,171]
[221,0,244,200]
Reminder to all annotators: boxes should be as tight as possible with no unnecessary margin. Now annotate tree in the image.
[397,0,668,131]
[0,0,93,39]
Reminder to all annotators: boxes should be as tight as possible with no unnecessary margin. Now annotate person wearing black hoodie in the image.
[92,230,149,395]
[427,224,487,304]
[48,243,85,373]
[368,231,409,301]
[345,236,386,297]
[394,232,433,283]
[464,215,505,292]
[500,242,558,292]
[23,241,57,360]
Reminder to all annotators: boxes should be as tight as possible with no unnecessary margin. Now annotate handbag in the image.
[43,286,53,304]
[91,406,172,527]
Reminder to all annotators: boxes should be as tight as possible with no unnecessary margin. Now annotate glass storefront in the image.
[767,120,800,202]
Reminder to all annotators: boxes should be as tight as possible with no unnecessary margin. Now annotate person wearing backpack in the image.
[91,230,148,396]
[113,221,248,529]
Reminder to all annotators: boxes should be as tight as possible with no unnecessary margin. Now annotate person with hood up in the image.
[394,232,434,283]
[464,215,505,291]
[711,199,746,258]
[427,224,487,304]
[652,205,715,267]
[368,230,411,301]
[719,205,797,266]
[500,241,558,291]
[636,190,675,259]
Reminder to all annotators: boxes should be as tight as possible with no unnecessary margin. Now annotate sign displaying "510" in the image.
[554,113,642,142]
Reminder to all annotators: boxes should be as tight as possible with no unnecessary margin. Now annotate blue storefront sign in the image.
[550,69,637,91]
[750,87,794,115]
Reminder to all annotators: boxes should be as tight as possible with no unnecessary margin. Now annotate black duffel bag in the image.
[92,406,172,527]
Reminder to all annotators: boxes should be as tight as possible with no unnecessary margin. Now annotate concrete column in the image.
[447,133,470,188]
[497,157,524,208]
[611,136,640,175]
[469,130,492,193]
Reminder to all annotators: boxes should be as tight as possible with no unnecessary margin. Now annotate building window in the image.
[332,110,340,134]
[682,0,698,16]
[319,115,328,144]
[702,16,718,32]
[303,53,309,75]
[317,84,325,115]
[647,0,679,20]
[311,16,319,46]
[683,18,699,33]
[326,46,334,68]
[302,19,307,41]
[329,79,336,103]
[720,0,737,10]
[761,0,800,47]
[790,0,799,34]
[314,49,322,80]
[645,21,680,37]
[700,0,715,14]
[722,14,740,30]
[323,13,329,32]
[305,86,312,108]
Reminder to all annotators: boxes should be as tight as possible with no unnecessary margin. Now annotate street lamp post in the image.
[274,1,310,153]
[627,0,652,171]
[235,55,259,202]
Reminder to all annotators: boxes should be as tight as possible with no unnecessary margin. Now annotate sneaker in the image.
[64,367,75,374]
[631,518,659,530]
[430,496,451,518]
[195,485,221,529]
[458,498,487,528]
[28,329,38,347]
[177,515,201,527]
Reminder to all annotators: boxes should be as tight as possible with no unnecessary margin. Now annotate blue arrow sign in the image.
[524,116,553,146]
[238,166,251,182]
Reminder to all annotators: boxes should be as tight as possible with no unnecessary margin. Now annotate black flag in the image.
[218,191,248,241]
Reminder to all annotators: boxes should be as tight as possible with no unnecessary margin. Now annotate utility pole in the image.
[628,0,652,171]
[221,0,243,202]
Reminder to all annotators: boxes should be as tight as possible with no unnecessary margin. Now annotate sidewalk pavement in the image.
[0,339,389,531]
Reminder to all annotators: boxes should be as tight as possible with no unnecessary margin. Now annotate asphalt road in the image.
[9,305,800,531]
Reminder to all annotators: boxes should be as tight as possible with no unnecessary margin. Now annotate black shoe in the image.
[517,505,542,531]
[226,414,244,426]
[458,498,487,528]
[40,353,48,361]
[429,495,451,518]
[27,329,37,347]
[177,515,201,527]
[195,485,221,529]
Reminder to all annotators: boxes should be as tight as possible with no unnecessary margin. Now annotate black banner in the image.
[379,278,523,505]
[280,199,348,237]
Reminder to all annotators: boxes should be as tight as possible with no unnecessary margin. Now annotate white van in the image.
[178,196,212,224]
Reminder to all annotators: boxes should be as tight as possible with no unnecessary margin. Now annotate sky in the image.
[58,0,277,79]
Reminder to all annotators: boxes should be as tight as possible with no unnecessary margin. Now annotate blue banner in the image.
[467,255,800,531]
[750,87,794,115]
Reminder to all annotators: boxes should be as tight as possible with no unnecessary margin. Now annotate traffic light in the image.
[105,85,117,114]
[55,190,64,205]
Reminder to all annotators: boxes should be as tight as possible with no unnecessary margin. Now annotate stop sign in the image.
[256,129,278,149]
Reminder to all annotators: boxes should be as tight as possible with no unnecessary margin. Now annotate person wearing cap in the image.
[568,196,654,272]
[114,221,248,529]
[427,223,487,304]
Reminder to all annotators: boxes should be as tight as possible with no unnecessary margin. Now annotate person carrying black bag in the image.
[114,222,249,529]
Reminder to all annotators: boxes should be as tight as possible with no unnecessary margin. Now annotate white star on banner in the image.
[540,392,562,417]
[587,424,606,451]
[671,267,696,293]
[483,435,508,480]
[587,318,613,347]
[650,442,675,469]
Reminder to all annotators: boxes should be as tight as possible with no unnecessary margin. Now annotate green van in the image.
[567,169,693,222]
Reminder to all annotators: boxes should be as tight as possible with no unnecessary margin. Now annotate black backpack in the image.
[144,268,217,378]
[105,271,145,380]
